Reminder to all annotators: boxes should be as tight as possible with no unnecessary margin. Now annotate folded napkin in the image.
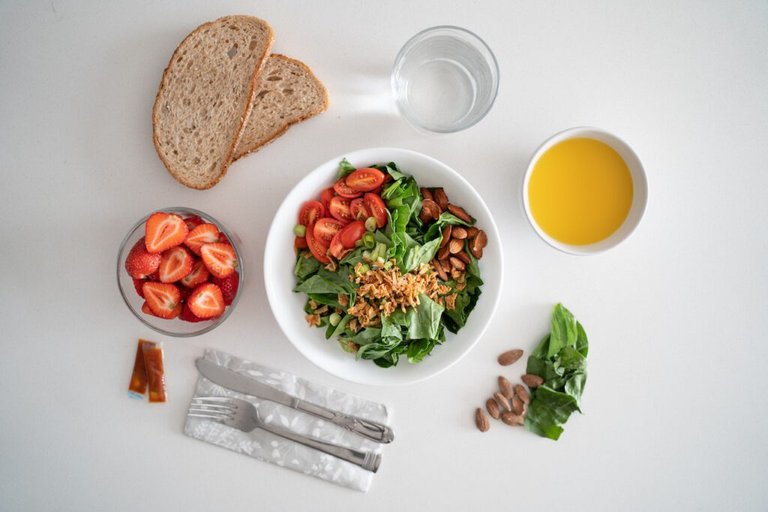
[184,349,390,492]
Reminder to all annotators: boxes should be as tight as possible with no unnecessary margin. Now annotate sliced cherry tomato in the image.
[294,236,308,251]
[345,168,386,192]
[313,218,345,243]
[328,231,350,260]
[363,193,388,228]
[333,177,362,199]
[328,196,353,224]
[319,187,335,212]
[298,201,325,227]
[338,220,366,249]
[305,224,330,263]
[350,198,371,220]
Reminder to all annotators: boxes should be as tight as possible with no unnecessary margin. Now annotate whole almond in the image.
[420,187,434,201]
[514,384,530,404]
[449,256,466,271]
[449,238,464,254]
[452,226,468,239]
[511,395,525,415]
[433,187,449,210]
[421,198,441,221]
[501,411,524,426]
[447,204,472,223]
[437,243,451,261]
[497,349,524,366]
[432,259,449,281]
[469,229,487,259]
[485,398,501,419]
[466,226,479,238]
[475,408,490,432]
[456,250,471,265]
[521,374,544,388]
[493,392,511,412]
[439,225,452,247]
[498,376,515,399]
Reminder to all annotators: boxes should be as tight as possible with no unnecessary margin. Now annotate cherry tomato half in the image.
[294,236,308,251]
[328,196,353,224]
[338,220,366,249]
[305,224,330,263]
[333,177,362,199]
[350,198,371,221]
[345,168,386,193]
[298,201,325,227]
[319,187,335,212]
[363,193,388,228]
[329,231,350,260]
[313,218,345,244]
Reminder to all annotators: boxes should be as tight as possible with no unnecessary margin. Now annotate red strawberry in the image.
[147,270,160,281]
[218,233,232,245]
[125,238,162,278]
[201,243,237,278]
[187,283,225,318]
[141,301,157,317]
[179,301,207,323]
[180,258,210,288]
[212,272,239,305]
[132,278,146,298]
[158,246,193,283]
[184,223,220,255]
[144,212,188,254]
[184,215,204,231]
[142,282,181,318]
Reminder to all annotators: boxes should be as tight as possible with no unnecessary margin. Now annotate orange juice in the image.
[528,138,633,245]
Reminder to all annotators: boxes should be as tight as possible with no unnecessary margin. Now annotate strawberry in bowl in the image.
[117,208,243,337]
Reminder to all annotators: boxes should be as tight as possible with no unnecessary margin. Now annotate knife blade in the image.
[195,358,394,443]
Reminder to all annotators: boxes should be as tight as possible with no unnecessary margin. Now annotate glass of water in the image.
[392,26,499,133]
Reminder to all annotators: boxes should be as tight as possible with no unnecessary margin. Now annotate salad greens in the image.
[293,159,484,368]
[524,303,589,440]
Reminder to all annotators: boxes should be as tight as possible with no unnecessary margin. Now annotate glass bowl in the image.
[116,207,244,337]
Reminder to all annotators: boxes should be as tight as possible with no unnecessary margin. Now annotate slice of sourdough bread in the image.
[233,54,329,160]
[152,16,274,189]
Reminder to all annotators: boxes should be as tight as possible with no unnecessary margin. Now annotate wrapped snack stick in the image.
[142,341,167,403]
[128,339,154,398]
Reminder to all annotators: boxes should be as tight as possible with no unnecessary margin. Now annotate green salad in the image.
[292,159,488,367]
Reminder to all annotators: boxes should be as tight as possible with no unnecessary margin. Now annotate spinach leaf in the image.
[423,212,473,241]
[325,314,352,339]
[294,275,346,294]
[524,386,581,441]
[548,303,578,358]
[406,294,444,340]
[406,338,437,364]
[337,158,356,179]
[402,238,442,272]
[294,254,320,281]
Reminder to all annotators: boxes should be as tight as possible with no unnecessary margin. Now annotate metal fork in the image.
[189,396,381,473]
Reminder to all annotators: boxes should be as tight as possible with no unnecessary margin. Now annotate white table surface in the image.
[2,1,767,510]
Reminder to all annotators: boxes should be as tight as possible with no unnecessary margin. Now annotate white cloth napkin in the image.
[183,349,390,492]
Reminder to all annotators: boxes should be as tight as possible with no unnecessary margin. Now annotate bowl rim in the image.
[116,206,245,338]
[263,147,504,386]
[521,126,649,255]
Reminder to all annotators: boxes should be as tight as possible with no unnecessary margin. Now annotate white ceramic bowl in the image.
[522,127,648,255]
[264,148,503,386]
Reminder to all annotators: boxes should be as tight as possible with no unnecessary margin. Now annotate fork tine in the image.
[188,412,231,422]
[188,402,235,412]
[192,396,236,404]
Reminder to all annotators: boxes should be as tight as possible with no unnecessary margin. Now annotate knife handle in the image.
[260,422,381,473]
[295,399,395,444]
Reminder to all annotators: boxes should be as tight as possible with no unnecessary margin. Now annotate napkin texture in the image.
[184,349,390,492]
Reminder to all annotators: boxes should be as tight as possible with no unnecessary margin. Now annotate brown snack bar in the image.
[142,341,167,403]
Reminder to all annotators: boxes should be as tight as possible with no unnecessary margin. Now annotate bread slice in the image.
[233,54,329,160]
[152,16,274,189]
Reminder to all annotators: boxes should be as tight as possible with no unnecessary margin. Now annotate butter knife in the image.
[195,358,394,443]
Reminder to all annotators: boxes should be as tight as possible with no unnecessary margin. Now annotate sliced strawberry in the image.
[177,284,192,302]
[147,270,160,281]
[187,283,225,318]
[142,299,181,319]
[211,272,239,305]
[179,302,207,323]
[184,223,220,255]
[133,278,147,298]
[125,238,162,278]
[144,212,189,254]
[141,301,157,317]
[218,233,232,245]
[142,282,181,319]
[183,215,204,230]
[158,246,193,283]
[200,243,237,278]
[180,258,210,288]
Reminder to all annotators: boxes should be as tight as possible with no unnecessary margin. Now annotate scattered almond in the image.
[433,187,449,210]
[501,411,524,426]
[447,204,472,223]
[485,398,501,419]
[497,349,523,366]
[466,226,479,238]
[469,229,487,259]
[514,384,530,404]
[498,376,515,399]
[449,238,464,254]
[421,198,441,222]
[493,392,511,412]
[452,226,468,239]
[475,408,490,432]
[511,395,525,415]
[437,243,451,261]
[456,250,471,265]
[449,256,466,271]
[440,225,452,247]
[420,187,434,202]
[432,259,449,281]
[521,374,544,388]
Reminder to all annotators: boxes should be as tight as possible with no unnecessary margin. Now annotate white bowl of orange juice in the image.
[522,127,648,255]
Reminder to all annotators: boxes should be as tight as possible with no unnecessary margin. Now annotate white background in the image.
[2,0,767,510]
